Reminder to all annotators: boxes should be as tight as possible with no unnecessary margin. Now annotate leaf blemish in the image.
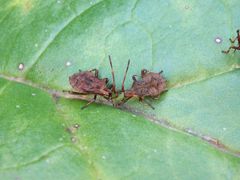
[74,123,80,128]
[65,61,72,67]
[102,155,106,160]
[215,37,222,44]
[52,93,60,103]
[184,5,190,10]
[71,136,77,143]
[66,124,80,134]
[18,63,24,71]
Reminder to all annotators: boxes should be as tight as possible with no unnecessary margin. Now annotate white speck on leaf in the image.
[65,61,72,67]
[16,105,20,108]
[102,155,106,160]
[215,37,222,44]
[71,137,77,143]
[74,124,80,128]
[18,63,24,71]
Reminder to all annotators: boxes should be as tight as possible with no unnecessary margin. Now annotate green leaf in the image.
[0,0,240,179]
[1,79,240,179]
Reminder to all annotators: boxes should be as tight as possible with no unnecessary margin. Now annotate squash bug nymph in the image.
[66,56,117,109]
[118,60,168,109]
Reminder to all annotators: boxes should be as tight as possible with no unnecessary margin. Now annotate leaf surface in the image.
[0,0,240,179]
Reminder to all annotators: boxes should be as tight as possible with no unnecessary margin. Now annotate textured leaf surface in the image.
[0,79,240,179]
[0,0,240,179]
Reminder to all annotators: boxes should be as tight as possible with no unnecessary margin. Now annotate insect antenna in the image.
[122,59,130,92]
[108,55,117,96]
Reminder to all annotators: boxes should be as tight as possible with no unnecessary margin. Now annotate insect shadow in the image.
[117,60,168,109]
[65,56,118,109]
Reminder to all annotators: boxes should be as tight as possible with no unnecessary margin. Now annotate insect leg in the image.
[229,38,237,43]
[222,46,236,54]
[139,97,155,110]
[90,69,99,77]
[117,97,132,107]
[236,29,240,46]
[232,46,240,53]
[237,30,240,46]
[122,60,130,92]
[101,95,115,106]
[81,95,97,110]
[132,75,140,81]
[163,89,168,93]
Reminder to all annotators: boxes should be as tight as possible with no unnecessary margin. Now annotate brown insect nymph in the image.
[67,56,117,109]
[118,60,167,109]
[222,29,240,54]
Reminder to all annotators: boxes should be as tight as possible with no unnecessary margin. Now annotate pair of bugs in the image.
[67,56,167,110]
[66,29,239,110]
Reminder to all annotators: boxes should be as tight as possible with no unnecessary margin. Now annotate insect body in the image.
[118,61,167,109]
[67,56,117,109]
[222,29,240,54]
